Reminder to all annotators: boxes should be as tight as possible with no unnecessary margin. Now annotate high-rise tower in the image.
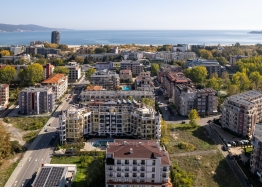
[51,31,60,44]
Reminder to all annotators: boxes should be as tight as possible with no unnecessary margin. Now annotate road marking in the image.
[35,159,37,162]
[14,180,17,186]
[28,157,31,162]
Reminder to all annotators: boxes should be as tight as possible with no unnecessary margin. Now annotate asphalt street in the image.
[5,78,87,187]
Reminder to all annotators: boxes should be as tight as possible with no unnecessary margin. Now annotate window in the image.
[152,160,155,165]
[125,160,129,164]
[152,167,155,172]
[152,174,155,178]
[117,160,121,165]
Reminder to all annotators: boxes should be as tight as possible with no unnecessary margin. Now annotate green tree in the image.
[199,49,213,59]
[232,72,250,91]
[206,76,220,90]
[53,66,69,75]
[249,71,262,89]
[75,56,84,64]
[141,98,155,107]
[19,63,44,86]
[188,109,200,128]
[215,56,227,66]
[221,71,230,89]
[0,66,16,84]
[86,68,96,80]
[94,47,106,54]
[36,58,47,65]
[151,63,160,76]
[227,84,240,96]
[184,66,208,85]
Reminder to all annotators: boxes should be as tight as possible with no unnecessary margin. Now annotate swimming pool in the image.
[122,85,131,91]
[92,140,114,147]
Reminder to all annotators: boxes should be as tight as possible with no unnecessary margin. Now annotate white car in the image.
[165,107,168,110]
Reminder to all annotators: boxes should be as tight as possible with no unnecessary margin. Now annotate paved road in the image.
[5,83,86,187]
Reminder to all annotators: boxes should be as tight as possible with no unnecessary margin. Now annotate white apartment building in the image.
[0,84,9,110]
[221,90,262,137]
[65,62,82,82]
[250,124,262,182]
[80,90,155,103]
[163,52,196,62]
[171,44,191,52]
[59,103,161,144]
[41,74,68,100]
[105,139,172,187]
[135,71,155,91]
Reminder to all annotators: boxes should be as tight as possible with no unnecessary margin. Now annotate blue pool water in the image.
[92,140,114,147]
[122,86,131,91]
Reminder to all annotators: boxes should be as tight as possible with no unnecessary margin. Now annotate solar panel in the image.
[45,167,65,187]
[34,167,51,187]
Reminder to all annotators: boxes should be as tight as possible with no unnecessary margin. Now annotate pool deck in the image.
[81,138,114,152]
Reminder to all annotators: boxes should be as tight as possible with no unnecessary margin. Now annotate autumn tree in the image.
[249,71,262,89]
[184,66,208,85]
[206,76,220,91]
[227,84,240,96]
[44,43,59,48]
[141,98,155,107]
[199,49,213,59]
[0,50,10,56]
[19,63,44,86]
[75,56,84,64]
[0,66,16,84]
[151,63,160,76]
[232,72,250,91]
[221,71,230,89]
[53,66,69,75]
[188,109,200,128]
[86,68,96,80]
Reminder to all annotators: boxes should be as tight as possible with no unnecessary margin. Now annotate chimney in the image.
[130,148,133,154]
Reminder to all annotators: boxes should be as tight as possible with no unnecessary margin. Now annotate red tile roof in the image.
[107,140,171,166]
[41,74,66,84]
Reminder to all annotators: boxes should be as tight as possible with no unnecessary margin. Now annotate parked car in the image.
[230,141,236,146]
[44,129,48,132]
[228,152,233,159]
[165,107,168,111]
[222,145,229,151]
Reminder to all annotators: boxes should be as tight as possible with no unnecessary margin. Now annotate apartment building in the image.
[185,58,226,77]
[135,71,155,91]
[95,62,112,71]
[119,70,132,82]
[174,84,196,116]
[120,60,144,77]
[221,90,262,137]
[105,139,172,187]
[90,70,120,90]
[195,88,218,116]
[80,90,155,103]
[174,85,218,116]
[230,55,248,68]
[41,74,68,100]
[25,47,61,55]
[250,124,262,182]
[59,103,161,144]
[19,87,55,115]
[171,44,191,52]
[65,62,82,82]
[163,52,196,62]
[0,84,9,110]
[163,71,192,98]
[43,63,54,79]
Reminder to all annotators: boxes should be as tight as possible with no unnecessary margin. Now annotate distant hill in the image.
[0,23,70,32]
[249,31,262,34]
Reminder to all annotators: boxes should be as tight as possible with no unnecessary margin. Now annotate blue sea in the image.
[0,30,262,46]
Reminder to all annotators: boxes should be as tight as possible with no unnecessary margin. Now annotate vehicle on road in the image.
[222,145,229,151]
[44,129,48,132]
[165,107,168,111]
[228,152,233,159]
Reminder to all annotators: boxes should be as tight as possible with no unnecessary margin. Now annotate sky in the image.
[1,0,262,30]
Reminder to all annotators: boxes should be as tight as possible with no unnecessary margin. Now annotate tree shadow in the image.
[192,126,216,146]
[213,158,242,187]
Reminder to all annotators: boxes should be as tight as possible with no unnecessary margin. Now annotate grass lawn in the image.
[3,117,49,131]
[164,124,217,153]
[51,156,87,187]
[171,153,241,187]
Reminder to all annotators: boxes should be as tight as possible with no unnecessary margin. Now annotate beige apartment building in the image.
[250,124,262,182]
[59,102,161,144]
[135,71,155,91]
[119,69,132,82]
[221,90,262,137]
[0,84,9,110]
[41,74,68,100]
[120,60,144,77]
[105,140,172,187]
[90,70,120,90]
